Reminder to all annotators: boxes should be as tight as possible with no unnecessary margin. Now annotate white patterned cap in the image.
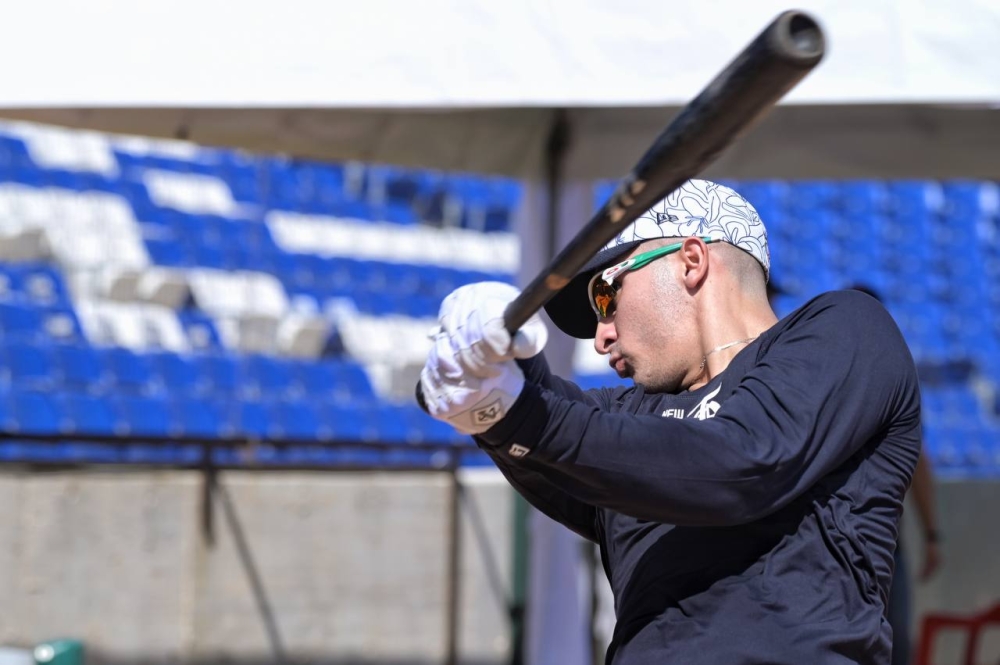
[603,179,769,276]
[544,179,770,339]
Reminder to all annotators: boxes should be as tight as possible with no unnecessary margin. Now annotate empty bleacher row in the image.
[579,179,1000,477]
[1,119,998,475]
[0,121,520,465]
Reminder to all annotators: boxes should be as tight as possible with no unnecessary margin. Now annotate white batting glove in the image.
[420,337,525,435]
[420,282,548,435]
[437,282,548,377]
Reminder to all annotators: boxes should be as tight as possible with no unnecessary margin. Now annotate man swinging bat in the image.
[416,12,921,663]
[420,179,920,664]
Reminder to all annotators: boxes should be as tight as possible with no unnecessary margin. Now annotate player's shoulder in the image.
[781,289,898,335]
[805,288,891,315]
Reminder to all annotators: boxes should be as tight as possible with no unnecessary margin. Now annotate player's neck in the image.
[689,291,777,389]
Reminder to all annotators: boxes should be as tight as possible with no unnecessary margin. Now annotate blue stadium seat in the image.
[217,153,266,204]
[0,302,42,340]
[5,389,62,435]
[242,220,278,257]
[0,265,16,301]
[734,180,788,222]
[170,397,233,438]
[2,341,55,390]
[257,248,300,285]
[261,161,349,213]
[57,442,124,464]
[962,429,999,473]
[887,180,940,220]
[117,180,159,222]
[484,179,521,233]
[114,395,172,437]
[840,181,886,217]
[787,180,837,214]
[236,400,269,439]
[267,400,324,440]
[191,214,230,247]
[291,358,376,405]
[941,181,986,221]
[312,163,348,204]
[0,440,82,463]
[10,263,71,307]
[100,347,155,395]
[923,423,962,472]
[120,444,193,465]
[423,415,471,446]
[40,307,85,343]
[285,253,330,290]
[53,344,108,393]
[149,351,205,397]
[177,312,224,352]
[360,403,412,444]
[265,161,310,210]
[396,292,441,319]
[0,136,33,171]
[190,244,227,269]
[301,400,362,442]
[382,203,418,225]
[363,164,424,208]
[145,237,187,267]
[60,393,117,436]
[394,402,469,445]
[241,355,294,400]
[327,198,378,221]
[192,354,242,396]
[210,447,243,465]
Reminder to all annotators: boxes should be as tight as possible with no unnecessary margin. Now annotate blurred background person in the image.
[847,283,944,665]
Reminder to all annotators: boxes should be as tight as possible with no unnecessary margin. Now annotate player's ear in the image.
[679,237,710,288]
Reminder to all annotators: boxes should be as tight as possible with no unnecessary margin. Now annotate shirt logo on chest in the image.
[661,384,723,420]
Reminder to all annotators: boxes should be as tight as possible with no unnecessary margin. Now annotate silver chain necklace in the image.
[699,335,759,371]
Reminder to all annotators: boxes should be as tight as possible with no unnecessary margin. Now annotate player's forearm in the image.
[474,439,600,542]
[909,451,940,540]
[516,354,588,401]
[479,383,810,527]
[480,373,921,528]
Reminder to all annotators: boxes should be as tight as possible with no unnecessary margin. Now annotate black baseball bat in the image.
[418,9,825,410]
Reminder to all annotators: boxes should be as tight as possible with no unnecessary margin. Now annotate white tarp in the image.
[4,0,999,107]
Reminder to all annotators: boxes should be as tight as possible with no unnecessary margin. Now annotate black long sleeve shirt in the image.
[476,290,922,665]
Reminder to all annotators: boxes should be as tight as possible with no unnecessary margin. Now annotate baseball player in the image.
[420,179,921,665]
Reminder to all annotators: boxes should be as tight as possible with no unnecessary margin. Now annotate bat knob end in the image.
[415,380,429,413]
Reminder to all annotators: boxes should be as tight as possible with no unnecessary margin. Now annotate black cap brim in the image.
[543,240,644,339]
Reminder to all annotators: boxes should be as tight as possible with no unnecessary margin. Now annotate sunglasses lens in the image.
[592,281,618,318]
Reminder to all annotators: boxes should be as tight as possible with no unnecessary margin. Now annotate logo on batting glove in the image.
[472,398,505,426]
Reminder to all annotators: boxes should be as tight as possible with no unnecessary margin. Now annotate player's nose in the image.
[594,319,617,356]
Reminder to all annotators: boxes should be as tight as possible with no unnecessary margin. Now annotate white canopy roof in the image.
[1,0,997,180]
[4,0,999,107]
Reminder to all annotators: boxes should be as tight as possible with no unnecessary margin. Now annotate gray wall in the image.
[0,469,514,665]
[1,469,998,664]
